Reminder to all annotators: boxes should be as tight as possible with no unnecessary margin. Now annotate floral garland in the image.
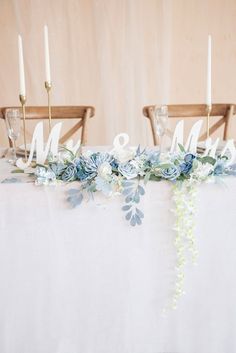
[33,145,236,306]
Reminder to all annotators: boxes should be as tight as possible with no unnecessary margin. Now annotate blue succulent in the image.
[161,165,180,181]
[75,152,113,181]
[62,164,77,182]
[49,162,66,177]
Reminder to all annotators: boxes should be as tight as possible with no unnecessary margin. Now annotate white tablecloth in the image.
[0,157,236,353]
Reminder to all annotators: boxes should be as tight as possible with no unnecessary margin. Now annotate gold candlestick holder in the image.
[45,81,52,132]
[19,94,27,161]
[206,104,212,139]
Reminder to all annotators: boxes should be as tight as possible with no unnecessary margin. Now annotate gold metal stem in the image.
[206,105,212,139]
[45,81,52,132]
[19,94,27,161]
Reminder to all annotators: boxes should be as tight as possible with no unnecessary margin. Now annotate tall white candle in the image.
[18,35,26,96]
[206,35,212,107]
[44,25,51,84]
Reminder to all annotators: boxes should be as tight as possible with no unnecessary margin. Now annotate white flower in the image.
[112,148,135,163]
[191,160,214,181]
[130,155,146,176]
[97,162,112,179]
[35,166,56,186]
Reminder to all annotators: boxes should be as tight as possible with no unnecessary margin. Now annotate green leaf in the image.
[178,143,186,153]
[149,175,162,182]
[11,169,24,174]
[144,171,151,185]
[159,163,173,169]
[200,156,216,165]
[59,145,76,159]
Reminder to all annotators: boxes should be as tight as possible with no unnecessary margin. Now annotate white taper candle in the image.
[18,35,26,96]
[44,25,51,84]
[206,35,212,107]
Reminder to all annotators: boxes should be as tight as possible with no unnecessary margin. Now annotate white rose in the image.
[113,148,135,163]
[97,162,112,179]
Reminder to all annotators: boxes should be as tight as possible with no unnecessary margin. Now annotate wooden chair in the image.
[0,105,95,147]
[143,104,235,145]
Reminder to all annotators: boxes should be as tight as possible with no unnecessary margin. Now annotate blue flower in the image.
[184,153,196,163]
[146,150,160,167]
[118,162,138,179]
[180,162,192,175]
[62,164,77,181]
[226,163,236,176]
[75,158,93,181]
[111,159,119,172]
[161,165,180,181]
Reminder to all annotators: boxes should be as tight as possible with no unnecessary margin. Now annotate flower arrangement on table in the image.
[34,143,236,309]
[35,145,236,224]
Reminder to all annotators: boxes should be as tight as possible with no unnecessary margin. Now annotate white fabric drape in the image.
[0,158,236,353]
[0,0,236,146]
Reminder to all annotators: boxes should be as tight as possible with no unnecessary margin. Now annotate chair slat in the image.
[143,104,235,145]
[0,105,95,146]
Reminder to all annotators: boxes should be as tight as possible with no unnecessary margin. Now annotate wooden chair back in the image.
[143,104,235,145]
[0,105,95,147]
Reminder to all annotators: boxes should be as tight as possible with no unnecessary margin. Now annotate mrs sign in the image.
[16,120,236,170]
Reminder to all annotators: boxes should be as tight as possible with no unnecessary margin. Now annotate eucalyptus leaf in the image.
[123,187,134,196]
[125,210,132,220]
[130,215,136,226]
[138,185,145,195]
[122,205,132,211]
[67,193,83,207]
[122,181,134,187]
[67,188,79,195]
[136,208,144,219]
[135,213,142,225]
[125,195,133,203]
[133,193,140,203]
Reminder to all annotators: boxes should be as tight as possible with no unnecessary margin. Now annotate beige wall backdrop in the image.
[0,0,236,146]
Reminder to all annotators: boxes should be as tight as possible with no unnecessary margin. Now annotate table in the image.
[0,156,236,353]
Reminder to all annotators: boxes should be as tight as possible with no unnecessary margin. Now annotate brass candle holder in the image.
[19,94,27,161]
[206,104,212,139]
[45,81,52,132]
